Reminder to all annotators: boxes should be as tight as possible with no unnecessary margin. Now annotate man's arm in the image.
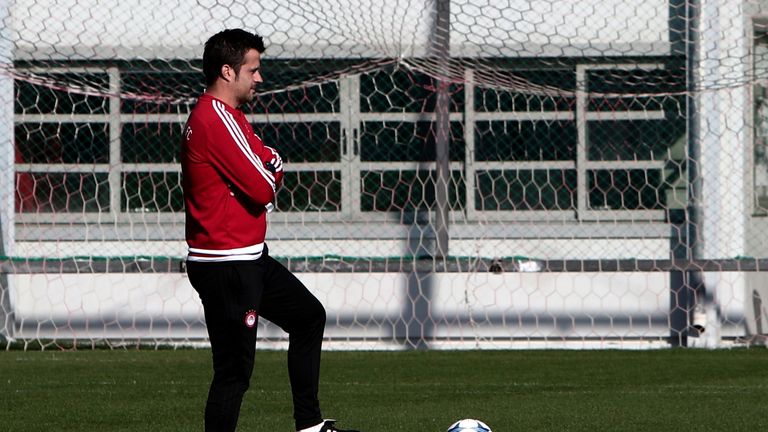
[205,101,278,207]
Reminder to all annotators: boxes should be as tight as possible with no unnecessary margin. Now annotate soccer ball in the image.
[446,419,492,432]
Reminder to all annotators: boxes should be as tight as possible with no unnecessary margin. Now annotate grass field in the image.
[1,348,767,431]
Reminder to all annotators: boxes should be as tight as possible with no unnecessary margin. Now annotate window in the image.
[13,60,685,241]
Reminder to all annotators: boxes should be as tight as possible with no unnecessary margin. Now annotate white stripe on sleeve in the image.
[211,100,276,191]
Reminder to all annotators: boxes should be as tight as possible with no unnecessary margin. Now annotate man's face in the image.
[233,49,263,105]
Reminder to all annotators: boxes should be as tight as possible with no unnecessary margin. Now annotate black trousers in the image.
[187,248,326,431]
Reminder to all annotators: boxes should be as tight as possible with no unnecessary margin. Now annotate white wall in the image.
[9,0,671,60]
[745,0,768,338]
[9,271,684,349]
[692,0,768,343]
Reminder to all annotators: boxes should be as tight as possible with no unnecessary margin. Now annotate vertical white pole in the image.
[0,0,15,342]
[694,0,749,347]
[0,0,14,256]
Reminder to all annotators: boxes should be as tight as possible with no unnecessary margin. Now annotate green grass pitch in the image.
[2,348,767,431]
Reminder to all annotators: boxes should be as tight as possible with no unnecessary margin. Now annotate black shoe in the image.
[319,419,360,432]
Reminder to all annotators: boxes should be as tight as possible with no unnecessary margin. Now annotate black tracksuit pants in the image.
[187,247,326,431]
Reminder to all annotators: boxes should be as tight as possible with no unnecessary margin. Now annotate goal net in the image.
[2,0,768,349]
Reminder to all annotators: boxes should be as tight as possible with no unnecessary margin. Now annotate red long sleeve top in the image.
[181,94,283,262]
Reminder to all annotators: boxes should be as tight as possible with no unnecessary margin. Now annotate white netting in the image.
[1,0,767,349]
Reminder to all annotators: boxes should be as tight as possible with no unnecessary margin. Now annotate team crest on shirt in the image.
[244,310,258,328]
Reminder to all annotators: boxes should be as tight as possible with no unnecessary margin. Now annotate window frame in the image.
[13,61,682,242]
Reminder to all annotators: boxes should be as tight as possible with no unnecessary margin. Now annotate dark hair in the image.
[202,29,265,87]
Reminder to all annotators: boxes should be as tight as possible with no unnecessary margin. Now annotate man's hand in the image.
[264,146,283,174]
[262,146,283,213]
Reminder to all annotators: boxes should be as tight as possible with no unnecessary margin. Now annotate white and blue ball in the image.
[447,419,492,432]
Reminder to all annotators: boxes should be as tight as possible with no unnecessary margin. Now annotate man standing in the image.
[181,28,359,432]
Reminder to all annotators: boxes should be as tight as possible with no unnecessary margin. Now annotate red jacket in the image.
[181,94,283,261]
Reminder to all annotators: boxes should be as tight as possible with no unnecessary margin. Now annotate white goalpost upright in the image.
[0,0,17,343]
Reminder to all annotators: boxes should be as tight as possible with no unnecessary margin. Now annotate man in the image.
[181,28,359,432]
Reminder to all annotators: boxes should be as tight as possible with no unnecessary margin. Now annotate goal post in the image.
[1,0,15,343]
[1,0,768,349]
